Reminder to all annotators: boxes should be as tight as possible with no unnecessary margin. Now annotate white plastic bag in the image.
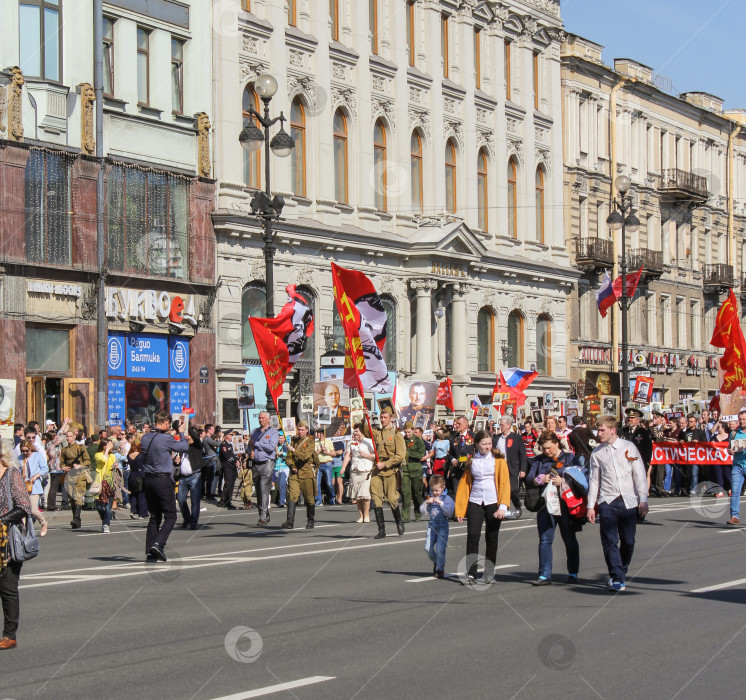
[179,453,192,476]
[543,483,561,516]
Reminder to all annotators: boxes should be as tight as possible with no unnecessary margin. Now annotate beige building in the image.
[562,34,746,409]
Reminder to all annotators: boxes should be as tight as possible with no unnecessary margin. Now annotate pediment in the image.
[409,221,487,258]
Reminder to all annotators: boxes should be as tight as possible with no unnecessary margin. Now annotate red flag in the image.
[331,263,392,394]
[436,378,455,412]
[612,265,643,300]
[711,289,746,394]
[493,370,528,408]
[710,289,739,348]
[248,285,314,410]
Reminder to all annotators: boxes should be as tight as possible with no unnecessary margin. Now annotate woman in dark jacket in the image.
[127,442,149,520]
[0,441,32,650]
[177,426,204,530]
[526,430,583,586]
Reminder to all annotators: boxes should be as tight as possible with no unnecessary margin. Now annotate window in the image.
[477,308,495,373]
[374,119,387,211]
[103,16,114,96]
[137,27,150,105]
[287,0,296,26]
[533,51,540,110]
[477,149,488,232]
[536,315,551,375]
[507,157,518,239]
[381,297,397,368]
[26,328,70,372]
[507,311,524,368]
[290,98,306,196]
[107,165,189,279]
[242,85,261,189]
[171,38,184,114]
[410,130,423,215]
[504,40,512,100]
[535,166,545,244]
[474,27,481,89]
[333,110,348,203]
[406,1,415,66]
[441,13,449,79]
[25,150,72,265]
[445,139,457,214]
[241,284,266,362]
[19,0,61,81]
[241,1,250,11]
[369,0,378,54]
[330,0,339,41]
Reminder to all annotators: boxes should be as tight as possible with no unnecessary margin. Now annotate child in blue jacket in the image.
[420,474,455,579]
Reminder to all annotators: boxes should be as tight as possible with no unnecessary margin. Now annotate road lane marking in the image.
[691,578,746,593]
[209,676,335,700]
[406,564,518,582]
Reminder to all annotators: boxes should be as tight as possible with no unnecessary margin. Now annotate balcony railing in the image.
[627,248,663,278]
[659,168,709,201]
[575,237,615,270]
[703,263,735,290]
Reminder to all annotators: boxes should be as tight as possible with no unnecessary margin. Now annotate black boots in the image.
[281,501,297,530]
[373,507,386,539]
[306,505,315,529]
[392,506,405,536]
[70,505,82,529]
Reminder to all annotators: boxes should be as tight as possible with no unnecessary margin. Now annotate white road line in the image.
[406,564,518,583]
[717,528,746,533]
[691,578,746,593]
[77,530,143,537]
[209,676,335,700]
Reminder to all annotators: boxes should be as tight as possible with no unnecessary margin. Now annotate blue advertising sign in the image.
[125,333,170,379]
[170,382,190,412]
[169,337,190,380]
[108,380,126,428]
[107,333,126,377]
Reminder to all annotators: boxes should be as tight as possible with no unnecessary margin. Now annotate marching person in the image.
[140,411,190,562]
[587,415,649,592]
[448,416,475,503]
[726,408,746,526]
[94,438,118,534]
[401,422,425,522]
[364,407,406,539]
[177,426,204,531]
[217,431,239,510]
[492,416,526,517]
[342,423,376,523]
[249,411,279,526]
[421,474,455,579]
[282,421,317,530]
[621,408,653,493]
[454,430,511,584]
[17,440,48,537]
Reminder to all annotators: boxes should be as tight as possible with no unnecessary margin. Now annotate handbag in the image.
[524,482,545,512]
[4,470,40,562]
[544,483,561,516]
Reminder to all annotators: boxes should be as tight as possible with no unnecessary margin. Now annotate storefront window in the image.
[125,380,169,426]
[26,327,70,372]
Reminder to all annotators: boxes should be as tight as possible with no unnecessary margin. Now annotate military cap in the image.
[404,421,414,430]
[297,420,308,428]
[380,406,394,416]
[625,407,644,418]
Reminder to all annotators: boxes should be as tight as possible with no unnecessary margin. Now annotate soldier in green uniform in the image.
[402,421,425,522]
[364,406,406,539]
[281,421,318,530]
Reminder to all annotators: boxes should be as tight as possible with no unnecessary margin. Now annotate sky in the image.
[561,0,746,110]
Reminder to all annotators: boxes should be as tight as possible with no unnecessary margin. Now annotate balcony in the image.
[703,263,735,292]
[658,168,709,205]
[626,248,663,279]
[574,237,615,271]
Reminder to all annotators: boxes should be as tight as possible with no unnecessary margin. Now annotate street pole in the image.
[261,96,275,415]
[620,211,629,404]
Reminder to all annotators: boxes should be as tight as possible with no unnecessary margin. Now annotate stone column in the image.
[410,279,436,379]
[450,283,469,410]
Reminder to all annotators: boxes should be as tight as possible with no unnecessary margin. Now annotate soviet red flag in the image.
[436,378,455,412]
[710,289,746,394]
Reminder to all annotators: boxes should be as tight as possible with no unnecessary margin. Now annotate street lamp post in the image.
[606,175,640,404]
[239,74,295,413]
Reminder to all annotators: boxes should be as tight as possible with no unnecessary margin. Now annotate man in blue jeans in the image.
[587,415,649,592]
[178,426,203,530]
[726,408,746,526]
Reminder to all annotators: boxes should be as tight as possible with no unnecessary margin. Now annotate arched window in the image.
[445,139,457,214]
[242,85,260,189]
[241,283,266,362]
[477,149,489,232]
[507,157,518,239]
[536,314,551,375]
[333,109,348,203]
[381,296,397,368]
[535,166,545,244]
[290,98,306,196]
[507,310,523,368]
[373,119,387,211]
[410,130,423,215]
[477,307,494,373]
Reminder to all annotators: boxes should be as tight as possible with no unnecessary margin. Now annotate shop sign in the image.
[169,338,189,380]
[579,347,611,364]
[27,280,82,298]
[108,332,190,380]
[170,382,190,411]
[105,287,198,327]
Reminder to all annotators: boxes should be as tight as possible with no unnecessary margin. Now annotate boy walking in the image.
[420,475,455,579]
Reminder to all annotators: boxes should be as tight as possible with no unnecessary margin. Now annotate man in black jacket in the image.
[217,432,239,510]
[680,413,707,495]
[493,416,527,516]
[447,416,474,499]
[622,407,653,493]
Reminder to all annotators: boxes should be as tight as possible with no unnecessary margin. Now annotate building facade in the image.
[562,34,746,409]
[0,0,217,433]
[212,0,578,424]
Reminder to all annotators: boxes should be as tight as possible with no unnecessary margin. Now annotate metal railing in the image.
[659,168,709,198]
[575,237,614,266]
[703,263,734,288]
[627,248,663,275]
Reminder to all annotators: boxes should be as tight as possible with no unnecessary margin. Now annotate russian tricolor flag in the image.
[501,367,538,392]
[595,271,616,319]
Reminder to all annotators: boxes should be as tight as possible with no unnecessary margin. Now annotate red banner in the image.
[436,378,455,412]
[650,441,732,466]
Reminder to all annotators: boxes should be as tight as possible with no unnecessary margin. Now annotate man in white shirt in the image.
[587,415,649,592]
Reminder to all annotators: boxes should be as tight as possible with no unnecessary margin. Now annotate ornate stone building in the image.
[562,34,746,407]
[211,0,577,423]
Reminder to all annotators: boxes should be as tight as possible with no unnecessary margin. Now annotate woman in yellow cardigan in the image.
[455,429,511,584]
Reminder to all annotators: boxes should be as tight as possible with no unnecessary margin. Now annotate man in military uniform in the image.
[401,422,425,522]
[282,421,318,530]
[364,406,406,539]
[398,383,433,429]
[622,407,653,490]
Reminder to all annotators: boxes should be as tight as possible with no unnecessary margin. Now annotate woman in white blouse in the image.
[454,430,511,583]
[342,423,376,523]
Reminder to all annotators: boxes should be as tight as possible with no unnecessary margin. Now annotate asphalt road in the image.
[3,494,745,700]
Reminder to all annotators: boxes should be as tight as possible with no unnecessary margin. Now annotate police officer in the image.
[365,407,406,539]
[402,421,425,522]
[282,421,317,530]
[622,407,653,486]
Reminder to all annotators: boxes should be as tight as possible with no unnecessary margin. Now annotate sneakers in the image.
[610,581,626,592]
[101,525,110,534]
[726,516,741,527]
[532,576,552,586]
[567,574,578,583]
[130,513,140,520]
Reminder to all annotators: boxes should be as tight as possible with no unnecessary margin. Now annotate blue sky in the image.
[561,0,746,110]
